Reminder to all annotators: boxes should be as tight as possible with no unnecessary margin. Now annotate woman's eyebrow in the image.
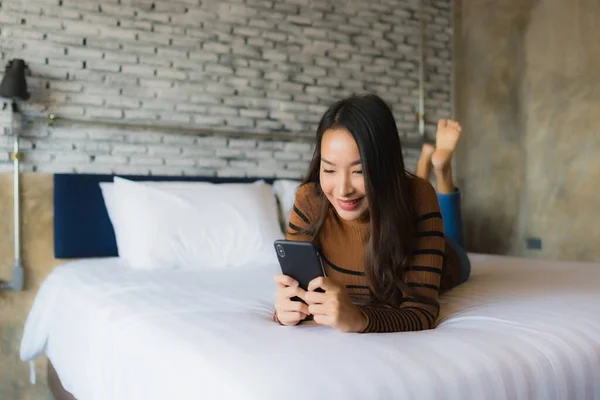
[321,158,361,166]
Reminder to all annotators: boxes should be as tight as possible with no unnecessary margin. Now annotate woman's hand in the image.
[306,277,368,333]
[274,274,309,326]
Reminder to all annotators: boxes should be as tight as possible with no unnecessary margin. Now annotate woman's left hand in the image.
[306,277,368,333]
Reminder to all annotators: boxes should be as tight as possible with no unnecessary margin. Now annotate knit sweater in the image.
[285,176,462,333]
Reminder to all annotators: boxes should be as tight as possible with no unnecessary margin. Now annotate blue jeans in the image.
[437,189,471,284]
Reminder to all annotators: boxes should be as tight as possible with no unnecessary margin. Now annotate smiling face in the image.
[319,127,369,221]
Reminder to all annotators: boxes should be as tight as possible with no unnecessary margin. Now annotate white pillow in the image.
[104,178,283,270]
[100,180,200,259]
[272,179,301,228]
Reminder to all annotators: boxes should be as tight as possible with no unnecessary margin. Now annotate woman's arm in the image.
[358,178,445,333]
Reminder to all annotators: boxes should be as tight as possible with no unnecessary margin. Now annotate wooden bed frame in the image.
[48,360,77,400]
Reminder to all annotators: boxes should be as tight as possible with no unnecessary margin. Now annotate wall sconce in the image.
[0,58,30,292]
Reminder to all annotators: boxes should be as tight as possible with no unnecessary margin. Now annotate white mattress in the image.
[20,254,600,400]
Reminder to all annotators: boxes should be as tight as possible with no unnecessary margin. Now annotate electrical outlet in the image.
[526,237,542,250]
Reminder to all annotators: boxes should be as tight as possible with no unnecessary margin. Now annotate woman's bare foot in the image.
[432,119,461,194]
[416,142,435,180]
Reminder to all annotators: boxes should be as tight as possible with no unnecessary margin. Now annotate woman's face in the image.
[319,127,369,221]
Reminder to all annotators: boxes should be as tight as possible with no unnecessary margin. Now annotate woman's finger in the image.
[278,311,307,324]
[305,291,327,304]
[274,274,298,287]
[282,285,306,301]
[282,299,309,315]
[308,303,327,315]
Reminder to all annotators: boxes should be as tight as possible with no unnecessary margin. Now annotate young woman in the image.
[273,94,471,333]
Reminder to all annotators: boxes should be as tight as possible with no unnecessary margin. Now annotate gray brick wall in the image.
[0,0,452,178]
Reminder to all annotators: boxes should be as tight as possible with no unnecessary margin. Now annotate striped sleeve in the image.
[285,183,319,243]
[359,178,444,333]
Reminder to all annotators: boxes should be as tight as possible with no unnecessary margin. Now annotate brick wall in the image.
[0,0,452,178]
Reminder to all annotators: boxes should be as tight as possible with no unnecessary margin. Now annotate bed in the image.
[19,174,600,400]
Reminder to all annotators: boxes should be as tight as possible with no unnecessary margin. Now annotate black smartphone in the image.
[274,240,326,301]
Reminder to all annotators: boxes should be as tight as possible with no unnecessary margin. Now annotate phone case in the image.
[274,240,325,294]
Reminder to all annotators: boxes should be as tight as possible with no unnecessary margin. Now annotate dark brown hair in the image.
[300,93,418,307]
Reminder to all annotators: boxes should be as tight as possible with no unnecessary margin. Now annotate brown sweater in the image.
[285,176,461,333]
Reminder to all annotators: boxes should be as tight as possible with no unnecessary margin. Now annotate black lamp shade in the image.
[0,59,30,101]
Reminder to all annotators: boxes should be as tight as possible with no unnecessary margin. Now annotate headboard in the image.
[53,173,277,259]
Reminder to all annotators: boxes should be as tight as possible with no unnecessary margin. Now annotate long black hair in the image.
[301,93,418,306]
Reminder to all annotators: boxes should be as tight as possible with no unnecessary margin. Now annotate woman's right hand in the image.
[274,274,309,326]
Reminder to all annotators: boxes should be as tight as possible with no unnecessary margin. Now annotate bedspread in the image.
[20,254,600,400]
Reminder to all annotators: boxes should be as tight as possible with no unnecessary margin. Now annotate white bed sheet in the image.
[20,254,600,400]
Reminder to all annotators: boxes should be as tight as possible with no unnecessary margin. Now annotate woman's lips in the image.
[337,197,363,211]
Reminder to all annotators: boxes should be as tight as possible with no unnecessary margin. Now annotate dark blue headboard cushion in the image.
[53,173,277,259]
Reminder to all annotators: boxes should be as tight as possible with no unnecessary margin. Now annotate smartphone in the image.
[274,240,326,300]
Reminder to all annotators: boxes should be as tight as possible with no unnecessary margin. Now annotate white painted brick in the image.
[195,136,228,147]
[54,154,92,164]
[65,94,104,107]
[164,158,196,167]
[204,84,236,96]
[24,15,64,31]
[51,105,86,118]
[159,113,193,124]
[284,142,313,152]
[244,167,276,178]
[80,142,111,153]
[196,158,228,168]
[256,120,284,131]
[104,97,142,109]
[34,140,74,151]
[123,110,160,121]
[153,24,186,36]
[93,155,129,165]
[173,104,207,114]
[49,81,83,92]
[225,117,254,128]
[86,108,124,119]
[148,145,182,156]
[46,127,85,140]
[35,164,75,173]
[138,55,172,67]
[139,79,173,89]
[112,144,147,155]
[202,42,230,54]
[122,64,156,77]
[240,109,269,119]
[229,160,258,169]
[74,165,115,174]
[217,168,247,178]
[244,150,273,159]
[274,151,301,161]
[285,161,310,171]
[228,139,257,149]
[215,148,243,158]
[275,170,304,179]
[261,49,287,62]
[124,132,163,144]
[130,156,165,166]
[181,148,215,158]
[156,68,188,80]
[114,166,151,175]
[86,60,121,73]
[191,115,226,126]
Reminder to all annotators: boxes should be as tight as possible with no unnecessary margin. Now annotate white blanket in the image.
[20,254,600,400]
